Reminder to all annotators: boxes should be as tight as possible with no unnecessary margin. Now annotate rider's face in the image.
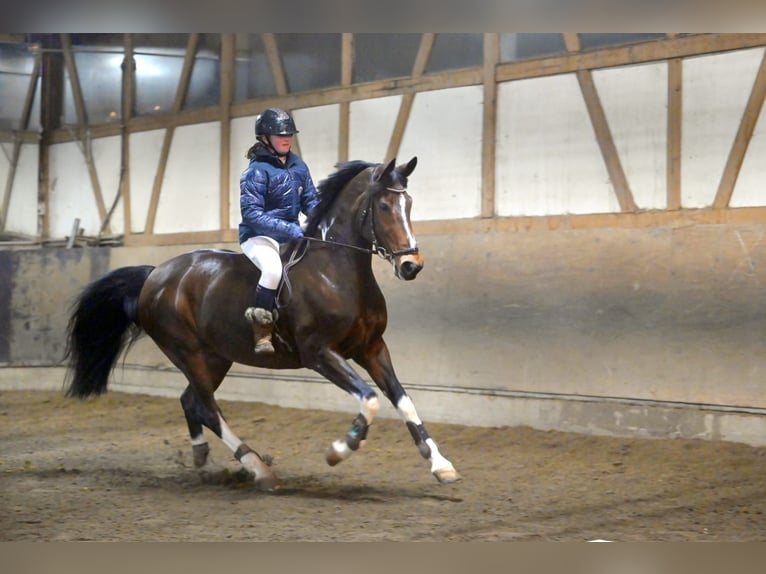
[269,135,293,155]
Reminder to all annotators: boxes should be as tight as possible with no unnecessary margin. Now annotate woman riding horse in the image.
[64,155,460,491]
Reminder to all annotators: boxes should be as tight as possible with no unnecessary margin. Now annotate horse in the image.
[64,156,461,491]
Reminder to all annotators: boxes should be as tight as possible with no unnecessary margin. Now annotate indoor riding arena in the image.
[2,33,766,542]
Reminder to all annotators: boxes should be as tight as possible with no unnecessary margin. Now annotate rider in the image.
[239,107,320,354]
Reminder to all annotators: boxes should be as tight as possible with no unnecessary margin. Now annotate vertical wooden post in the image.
[339,33,353,163]
[481,33,499,219]
[38,36,64,241]
[220,33,235,231]
[667,57,683,210]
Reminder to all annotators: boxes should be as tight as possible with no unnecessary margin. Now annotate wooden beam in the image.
[497,33,766,84]
[121,34,134,238]
[564,33,637,213]
[145,34,199,234]
[481,33,499,219]
[123,205,766,247]
[412,206,766,236]
[713,49,766,209]
[386,33,435,162]
[1,50,40,231]
[261,33,302,156]
[61,33,109,227]
[339,33,353,163]
[667,57,683,210]
[38,37,63,241]
[220,33,235,231]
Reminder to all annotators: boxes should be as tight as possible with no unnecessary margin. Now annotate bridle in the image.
[301,183,418,262]
[280,180,419,303]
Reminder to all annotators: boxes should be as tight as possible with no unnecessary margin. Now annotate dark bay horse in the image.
[64,157,460,490]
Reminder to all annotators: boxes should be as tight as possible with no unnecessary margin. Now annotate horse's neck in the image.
[315,190,368,248]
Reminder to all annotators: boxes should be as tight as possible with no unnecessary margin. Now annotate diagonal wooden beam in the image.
[713,49,766,209]
[61,33,110,227]
[145,33,199,233]
[1,49,41,232]
[386,33,436,162]
[563,33,637,212]
[261,33,301,156]
[339,33,353,163]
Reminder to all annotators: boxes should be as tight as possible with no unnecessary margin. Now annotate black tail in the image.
[64,265,155,399]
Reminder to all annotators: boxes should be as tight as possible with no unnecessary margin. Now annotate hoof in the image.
[433,467,462,485]
[325,448,343,467]
[192,443,210,468]
[254,474,282,492]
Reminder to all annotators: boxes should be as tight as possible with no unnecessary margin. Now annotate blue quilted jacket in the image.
[238,145,320,244]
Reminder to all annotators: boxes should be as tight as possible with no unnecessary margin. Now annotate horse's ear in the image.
[375,158,397,182]
[397,156,417,178]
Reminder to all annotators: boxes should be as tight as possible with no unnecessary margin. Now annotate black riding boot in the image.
[245,286,276,354]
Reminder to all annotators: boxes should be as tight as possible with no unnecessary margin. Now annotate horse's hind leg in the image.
[180,384,213,468]
[169,350,280,491]
[357,339,461,485]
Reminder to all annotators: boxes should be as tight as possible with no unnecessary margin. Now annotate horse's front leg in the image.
[309,347,381,466]
[356,339,461,485]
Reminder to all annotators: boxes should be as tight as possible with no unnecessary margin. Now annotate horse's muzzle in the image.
[396,256,424,281]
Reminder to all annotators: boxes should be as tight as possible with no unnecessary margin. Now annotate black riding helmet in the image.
[255,108,299,137]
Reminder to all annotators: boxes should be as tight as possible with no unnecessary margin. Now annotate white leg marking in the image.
[425,438,455,474]
[218,415,271,480]
[395,395,421,424]
[397,396,456,474]
[190,433,206,446]
[361,396,380,423]
[330,439,354,462]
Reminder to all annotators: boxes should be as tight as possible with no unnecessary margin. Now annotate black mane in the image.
[305,160,375,235]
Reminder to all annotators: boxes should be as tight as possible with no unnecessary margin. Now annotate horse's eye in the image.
[378,202,391,212]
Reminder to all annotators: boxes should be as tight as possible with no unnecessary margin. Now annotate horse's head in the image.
[365,157,424,281]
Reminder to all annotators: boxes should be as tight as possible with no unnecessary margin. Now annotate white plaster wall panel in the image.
[497,74,617,217]
[154,122,220,234]
[128,129,165,233]
[593,62,668,210]
[349,95,401,165]
[292,104,340,185]
[48,142,101,238]
[730,75,766,207]
[682,48,764,208]
[5,143,39,236]
[90,135,123,235]
[229,115,254,231]
[398,86,483,221]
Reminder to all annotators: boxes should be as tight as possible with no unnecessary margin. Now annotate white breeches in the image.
[241,236,282,289]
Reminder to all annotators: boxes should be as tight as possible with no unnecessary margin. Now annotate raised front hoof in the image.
[433,467,462,485]
[325,448,344,467]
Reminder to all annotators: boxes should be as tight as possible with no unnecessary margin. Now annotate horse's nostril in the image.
[400,261,422,280]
